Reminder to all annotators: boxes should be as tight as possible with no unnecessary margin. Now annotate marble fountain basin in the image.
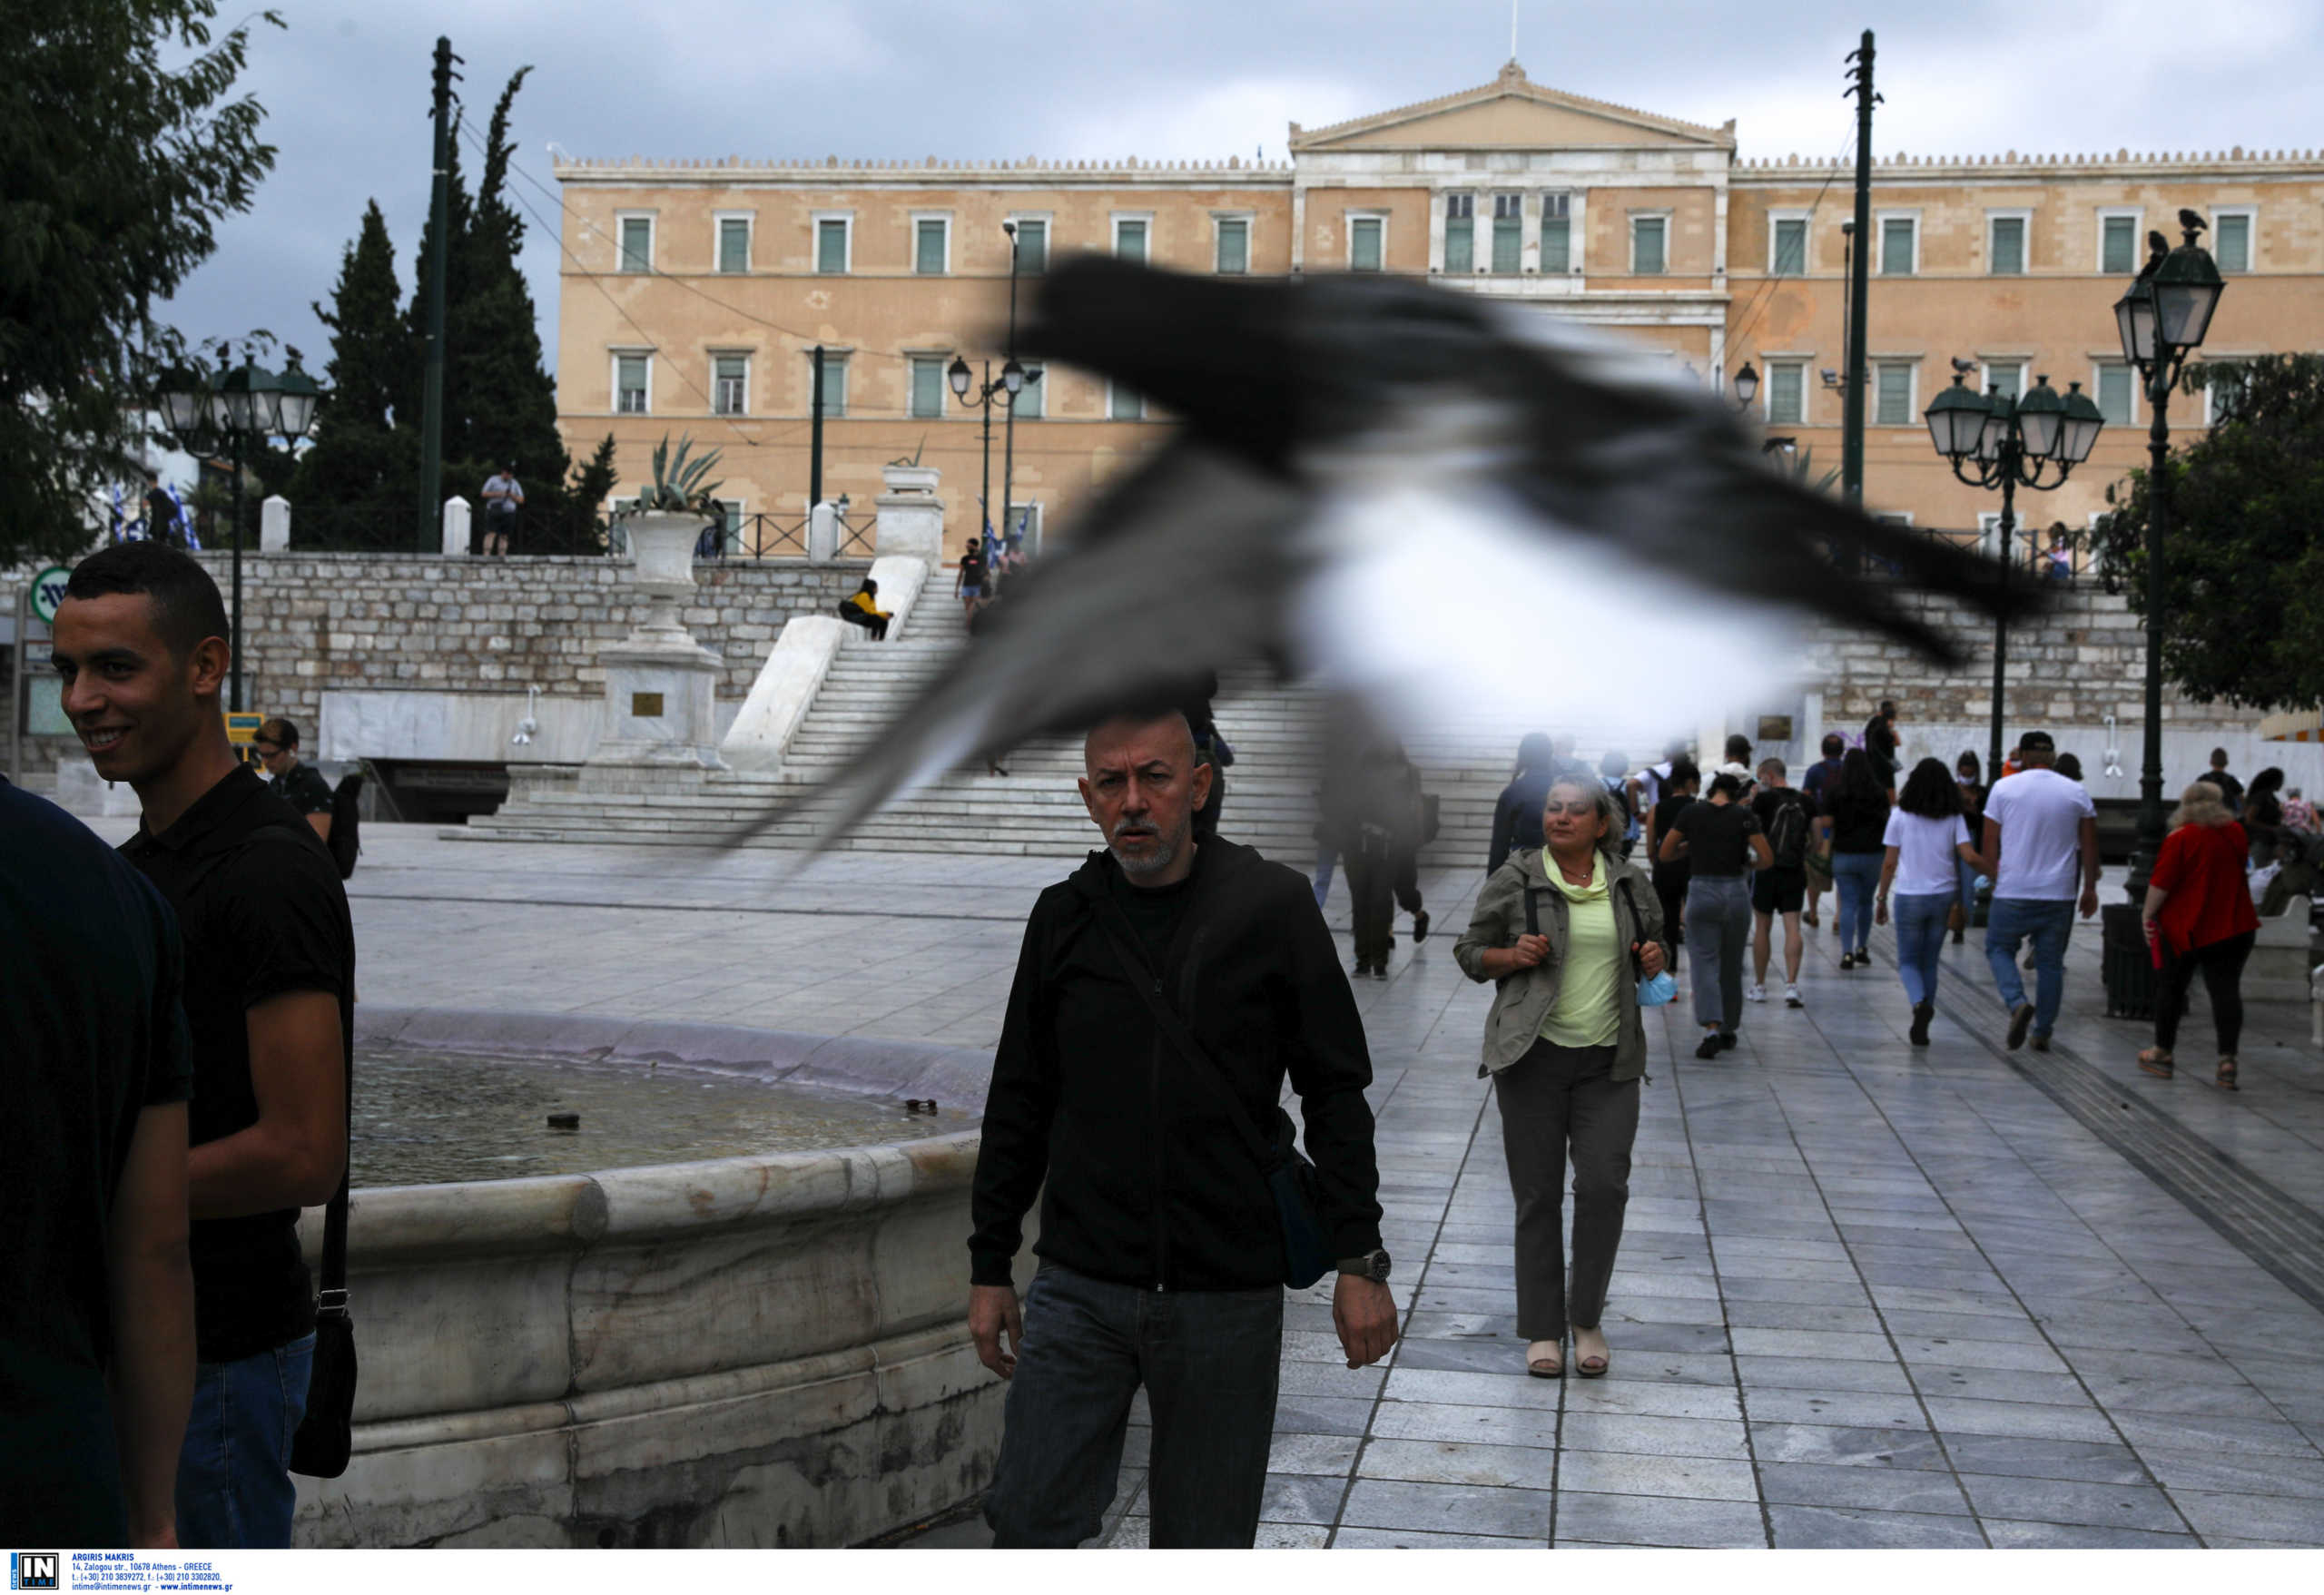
[291,1007,1020,1548]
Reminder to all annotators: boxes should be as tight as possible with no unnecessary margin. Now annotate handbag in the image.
[290,1064,357,1477]
[1524,868,1676,1008]
[1088,901,1333,1290]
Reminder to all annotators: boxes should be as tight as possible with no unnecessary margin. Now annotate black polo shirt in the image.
[269,759,335,817]
[121,764,356,1364]
[2,778,192,1545]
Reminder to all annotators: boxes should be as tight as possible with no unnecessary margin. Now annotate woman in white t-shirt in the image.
[1876,759,1994,1046]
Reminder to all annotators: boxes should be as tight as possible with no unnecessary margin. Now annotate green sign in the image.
[27,564,73,624]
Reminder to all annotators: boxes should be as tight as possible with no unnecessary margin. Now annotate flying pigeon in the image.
[733,257,2050,851]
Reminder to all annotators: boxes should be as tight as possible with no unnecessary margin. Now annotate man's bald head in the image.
[1079,710,1211,885]
[1083,709,1196,773]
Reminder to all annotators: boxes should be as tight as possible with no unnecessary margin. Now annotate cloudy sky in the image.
[164,0,2321,375]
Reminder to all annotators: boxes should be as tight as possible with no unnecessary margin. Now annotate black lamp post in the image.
[2115,216,2226,900]
[1924,369,2105,785]
[154,345,323,712]
[998,221,1042,551]
[947,354,1020,551]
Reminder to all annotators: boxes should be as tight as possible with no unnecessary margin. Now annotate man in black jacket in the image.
[969,709,1395,1548]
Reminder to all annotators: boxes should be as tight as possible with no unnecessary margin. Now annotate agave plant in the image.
[626,434,724,513]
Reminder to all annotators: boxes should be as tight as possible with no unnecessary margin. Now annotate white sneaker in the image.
[1785,983,1804,1009]
[1744,983,1767,1004]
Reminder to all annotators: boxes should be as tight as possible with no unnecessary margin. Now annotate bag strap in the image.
[1087,895,1282,1176]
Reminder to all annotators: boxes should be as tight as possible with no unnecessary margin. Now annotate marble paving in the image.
[100,816,2319,1550]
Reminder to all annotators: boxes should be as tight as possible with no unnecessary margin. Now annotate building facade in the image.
[554,61,2324,561]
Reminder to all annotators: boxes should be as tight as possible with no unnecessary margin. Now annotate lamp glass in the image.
[2014,378,2064,461]
[1733,361,1759,404]
[2154,273,2222,350]
[160,378,206,438]
[273,364,321,440]
[1923,379,1987,460]
[1001,357,1024,395]
[946,356,971,399]
[2114,281,2157,366]
[2058,383,2104,466]
[1976,399,2010,463]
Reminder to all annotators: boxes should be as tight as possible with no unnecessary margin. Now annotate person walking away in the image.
[840,577,891,640]
[1980,730,2101,1052]
[1630,738,1692,822]
[1747,758,1812,1009]
[1659,769,1774,1059]
[1600,750,1640,858]
[968,710,1393,1548]
[1864,700,1903,797]
[2281,785,2318,838]
[1821,750,1891,970]
[1798,733,1847,930]
[2241,767,2287,864]
[1489,733,1557,873]
[253,718,332,845]
[51,544,356,1549]
[1876,759,1992,1045]
[1,780,195,1549]
[1646,760,1700,948]
[2139,783,2260,1090]
[956,536,989,615]
[1324,734,1423,979]
[143,470,185,548]
[1953,752,1990,944]
[2193,747,2243,815]
[480,462,523,556]
[1180,672,1232,843]
[1455,779,1667,1380]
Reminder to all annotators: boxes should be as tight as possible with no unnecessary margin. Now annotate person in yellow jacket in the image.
[840,577,891,640]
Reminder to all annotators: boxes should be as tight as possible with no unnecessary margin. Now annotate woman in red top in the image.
[2139,782,2260,1089]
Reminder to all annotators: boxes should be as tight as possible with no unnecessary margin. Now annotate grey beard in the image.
[1108,824,1181,880]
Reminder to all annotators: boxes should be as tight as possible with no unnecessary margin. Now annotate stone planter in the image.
[586,511,727,770]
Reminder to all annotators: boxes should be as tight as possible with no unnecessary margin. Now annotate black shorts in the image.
[1751,867,1807,916]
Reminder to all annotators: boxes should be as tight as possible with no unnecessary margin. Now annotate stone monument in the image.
[586,511,728,771]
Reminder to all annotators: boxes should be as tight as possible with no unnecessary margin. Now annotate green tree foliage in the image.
[292,201,411,542]
[2093,353,2324,712]
[0,0,282,564]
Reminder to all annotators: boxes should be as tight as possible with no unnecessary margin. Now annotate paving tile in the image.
[1270,1395,1380,1437]
[1338,1478,1552,1539]
[1756,1460,1972,1515]
[1555,1449,1758,1502]
[1896,1335,2070,1373]
[2109,1411,2324,1459]
[1730,1326,1897,1362]
[1747,1423,1949,1470]
[1741,1388,1927,1429]
[1330,1526,1541,1549]
[1258,1472,1351,1525]
[1382,1367,1561,1410]
[1356,1438,1553,1490]
[2162,1488,2324,1545]
[1736,1354,1915,1394]
[1266,1433,1364,1477]
[1108,1517,1333,1549]
[1599,1349,1738,1387]
[1723,1301,1887,1334]
[1955,1473,2188,1533]
[1561,1380,1742,1422]
[1767,1504,1986,1549]
[1365,1397,1561,1449]
[1392,1337,1533,1376]
[2133,1446,2324,1501]
[1937,1434,2151,1486]
[1977,1519,2200,1550]
[1907,1366,2091,1406]
[1556,1413,1749,1462]
[1277,1361,1386,1398]
[1552,1492,1767,1548]
[1920,1397,2117,1443]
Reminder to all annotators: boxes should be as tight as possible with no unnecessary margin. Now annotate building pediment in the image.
[1289,61,1733,153]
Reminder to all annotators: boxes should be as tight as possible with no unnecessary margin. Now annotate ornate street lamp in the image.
[153,346,325,711]
[997,222,1041,552]
[1731,361,1759,410]
[1925,369,2104,787]
[2114,215,2226,906]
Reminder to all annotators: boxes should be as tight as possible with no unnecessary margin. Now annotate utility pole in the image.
[807,345,826,513]
[418,35,460,550]
[1841,31,1877,513]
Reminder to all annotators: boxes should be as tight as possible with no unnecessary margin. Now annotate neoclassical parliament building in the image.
[553,61,2324,560]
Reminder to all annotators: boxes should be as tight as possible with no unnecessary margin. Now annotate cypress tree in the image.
[293,200,414,541]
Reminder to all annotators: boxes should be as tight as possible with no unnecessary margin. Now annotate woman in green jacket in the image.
[1454,778,1669,1380]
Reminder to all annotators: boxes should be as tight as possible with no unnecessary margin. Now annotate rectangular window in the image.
[1875,362,1914,426]
[2215,212,2251,272]
[2096,361,2135,426]
[1216,217,1249,275]
[711,499,743,553]
[615,354,649,414]
[1880,216,1915,275]
[1109,382,1145,421]
[1444,192,1474,273]
[1983,360,2024,402]
[1989,215,2026,275]
[1541,192,1571,273]
[1766,361,1804,425]
[1012,360,1044,419]
[814,352,847,418]
[915,217,949,275]
[1631,215,1666,275]
[1349,216,1383,272]
[1114,217,1147,262]
[1491,193,1521,274]
[713,354,748,417]
[716,217,750,274]
[2101,214,2137,275]
[815,218,849,274]
[619,216,653,273]
[1772,217,1807,275]
[909,355,946,419]
[1013,218,1048,274]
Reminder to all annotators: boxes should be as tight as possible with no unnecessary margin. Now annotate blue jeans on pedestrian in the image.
[1893,891,1952,1007]
[176,1332,313,1548]
[1956,855,1982,928]
[1313,844,1336,908]
[1684,875,1751,1031]
[1984,897,2076,1038]
[1830,852,1881,953]
[985,1265,1282,1548]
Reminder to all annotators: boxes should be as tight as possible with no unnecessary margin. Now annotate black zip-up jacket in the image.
[969,838,1384,1292]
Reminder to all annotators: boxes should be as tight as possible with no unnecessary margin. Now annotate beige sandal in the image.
[1525,1339,1564,1378]
[2214,1056,2239,1092]
[2137,1048,2174,1079]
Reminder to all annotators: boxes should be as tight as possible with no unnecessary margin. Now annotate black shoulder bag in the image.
[1088,900,1333,1289]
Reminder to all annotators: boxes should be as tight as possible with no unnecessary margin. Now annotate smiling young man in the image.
[968,708,1394,1548]
[51,542,355,1549]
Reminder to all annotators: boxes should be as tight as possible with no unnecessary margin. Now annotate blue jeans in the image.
[1984,898,2075,1037]
[176,1333,313,1549]
[1313,844,1336,908]
[1956,855,1982,927]
[1684,875,1750,1030]
[985,1265,1282,1548]
[1831,852,1881,952]
[1893,891,1952,1007]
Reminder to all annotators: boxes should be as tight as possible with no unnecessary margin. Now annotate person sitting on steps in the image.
[839,578,891,640]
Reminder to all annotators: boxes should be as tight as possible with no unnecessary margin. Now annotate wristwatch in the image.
[1335,1248,1392,1283]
